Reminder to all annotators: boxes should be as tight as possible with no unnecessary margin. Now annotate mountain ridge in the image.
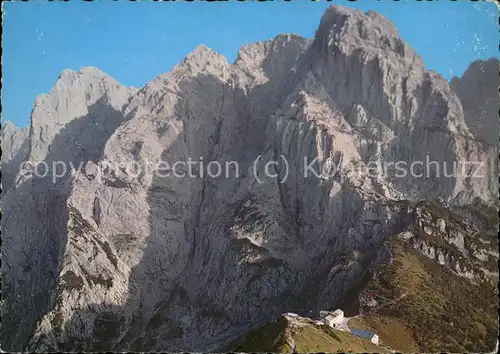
[1,5,498,352]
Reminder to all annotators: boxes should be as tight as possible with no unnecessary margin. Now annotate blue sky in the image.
[2,0,498,128]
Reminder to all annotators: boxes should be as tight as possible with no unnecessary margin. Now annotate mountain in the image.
[1,121,29,191]
[227,200,498,353]
[350,201,498,353]
[1,68,137,351]
[1,5,497,352]
[451,58,499,146]
[225,314,389,353]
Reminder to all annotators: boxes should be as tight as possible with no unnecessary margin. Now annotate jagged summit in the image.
[315,5,419,64]
[1,120,29,191]
[36,66,133,108]
[183,43,223,61]
[174,44,231,76]
[451,57,499,145]
[235,33,307,60]
[28,65,137,163]
[455,57,499,74]
[53,66,123,89]
[320,5,398,38]
[1,120,20,132]
[234,33,311,89]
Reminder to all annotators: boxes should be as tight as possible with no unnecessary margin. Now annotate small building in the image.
[331,309,344,320]
[283,312,298,318]
[321,309,344,327]
[323,314,338,327]
[350,328,379,345]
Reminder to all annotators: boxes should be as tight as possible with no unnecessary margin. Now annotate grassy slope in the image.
[227,201,498,353]
[294,324,386,353]
[226,318,293,352]
[363,238,498,353]
[348,315,419,352]
[228,317,387,353]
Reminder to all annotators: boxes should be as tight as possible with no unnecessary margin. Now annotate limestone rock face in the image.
[1,67,137,350]
[27,67,137,163]
[1,5,497,352]
[304,6,497,205]
[408,201,498,282]
[1,121,29,191]
[451,58,499,146]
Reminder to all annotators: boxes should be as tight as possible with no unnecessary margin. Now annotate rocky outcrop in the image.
[451,58,499,146]
[1,121,29,191]
[0,68,137,350]
[403,201,498,282]
[1,5,497,352]
[357,218,498,353]
[306,7,496,205]
[27,67,137,163]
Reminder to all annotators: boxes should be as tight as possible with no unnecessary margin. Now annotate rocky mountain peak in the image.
[41,66,122,102]
[234,33,311,87]
[235,33,309,62]
[451,57,499,146]
[315,5,419,65]
[1,121,29,191]
[27,67,136,163]
[1,120,22,135]
[174,44,231,77]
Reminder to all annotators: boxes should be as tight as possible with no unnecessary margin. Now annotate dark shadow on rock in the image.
[46,73,248,352]
[0,98,128,351]
[1,137,29,192]
[50,70,399,352]
[16,38,497,353]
